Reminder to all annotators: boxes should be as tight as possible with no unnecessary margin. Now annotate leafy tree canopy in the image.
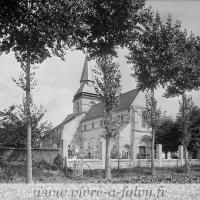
[78,0,148,58]
[0,103,52,148]
[94,56,122,138]
[156,105,200,152]
[127,12,177,90]
[0,0,88,63]
[164,23,200,97]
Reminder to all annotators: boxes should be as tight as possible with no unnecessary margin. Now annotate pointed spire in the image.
[80,55,94,83]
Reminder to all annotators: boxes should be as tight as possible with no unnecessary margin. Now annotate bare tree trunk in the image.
[151,126,156,176]
[183,145,190,174]
[181,93,190,174]
[150,88,156,176]
[26,41,32,183]
[105,135,111,179]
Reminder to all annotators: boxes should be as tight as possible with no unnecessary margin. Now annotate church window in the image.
[76,101,80,113]
[90,101,96,106]
[121,115,124,123]
[92,122,94,129]
[138,146,147,159]
[142,111,146,128]
[100,120,103,127]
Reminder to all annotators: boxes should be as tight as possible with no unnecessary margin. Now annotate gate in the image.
[72,160,83,179]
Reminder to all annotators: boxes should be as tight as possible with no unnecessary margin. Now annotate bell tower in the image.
[73,55,100,114]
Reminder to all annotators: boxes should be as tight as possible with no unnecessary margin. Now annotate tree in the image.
[188,106,200,151]
[143,90,163,175]
[177,95,194,172]
[77,0,147,58]
[0,104,52,148]
[127,12,176,175]
[164,22,200,173]
[156,105,200,158]
[156,118,181,154]
[94,56,121,179]
[81,0,148,178]
[0,0,88,183]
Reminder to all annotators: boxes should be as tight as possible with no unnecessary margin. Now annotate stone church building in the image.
[42,56,152,161]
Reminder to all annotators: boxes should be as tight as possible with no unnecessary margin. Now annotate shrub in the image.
[52,154,63,170]
[33,160,52,170]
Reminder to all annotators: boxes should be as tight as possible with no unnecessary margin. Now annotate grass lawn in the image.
[1,161,200,183]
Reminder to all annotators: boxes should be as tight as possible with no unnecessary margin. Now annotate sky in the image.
[0,0,200,126]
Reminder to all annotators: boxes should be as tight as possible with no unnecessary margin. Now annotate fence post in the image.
[197,149,200,160]
[156,144,162,167]
[64,157,68,176]
[99,138,106,169]
[130,107,137,167]
[62,140,69,171]
[178,145,184,166]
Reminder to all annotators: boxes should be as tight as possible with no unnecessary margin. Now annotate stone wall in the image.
[0,148,59,164]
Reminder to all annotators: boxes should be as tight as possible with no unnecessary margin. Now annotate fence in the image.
[66,144,200,170]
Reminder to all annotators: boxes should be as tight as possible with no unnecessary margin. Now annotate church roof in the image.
[74,55,98,100]
[74,83,98,98]
[82,88,140,122]
[80,56,94,83]
[61,113,75,124]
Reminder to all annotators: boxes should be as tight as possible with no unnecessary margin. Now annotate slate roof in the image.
[48,113,75,132]
[80,56,94,83]
[61,113,75,124]
[82,89,140,122]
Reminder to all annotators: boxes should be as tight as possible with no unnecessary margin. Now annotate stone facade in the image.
[43,56,152,164]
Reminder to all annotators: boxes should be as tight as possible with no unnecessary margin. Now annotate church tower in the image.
[73,56,100,114]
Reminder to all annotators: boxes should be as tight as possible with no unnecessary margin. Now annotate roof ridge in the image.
[120,88,139,96]
[82,88,140,122]
[88,88,139,107]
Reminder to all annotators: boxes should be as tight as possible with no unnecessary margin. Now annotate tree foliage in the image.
[142,89,165,175]
[143,90,163,129]
[155,118,181,153]
[0,104,52,148]
[127,11,175,175]
[164,26,200,97]
[0,0,88,63]
[78,0,147,57]
[188,106,200,150]
[94,55,121,179]
[94,56,122,138]
[156,105,200,154]
[177,95,194,148]
[162,22,200,173]
[0,0,89,183]
[127,12,176,90]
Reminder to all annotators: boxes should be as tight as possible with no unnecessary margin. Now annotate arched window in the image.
[92,122,94,129]
[139,146,147,159]
[90,101,96,106]
[142,111,146,128]
[76,101,80,113]
[121,115,123,123]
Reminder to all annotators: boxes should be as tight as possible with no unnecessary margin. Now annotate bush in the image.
[95,173,200,184]
[33,160,53,170]
[52,154,63,170]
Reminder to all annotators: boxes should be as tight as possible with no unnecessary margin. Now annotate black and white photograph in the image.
[0,0,200,199]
